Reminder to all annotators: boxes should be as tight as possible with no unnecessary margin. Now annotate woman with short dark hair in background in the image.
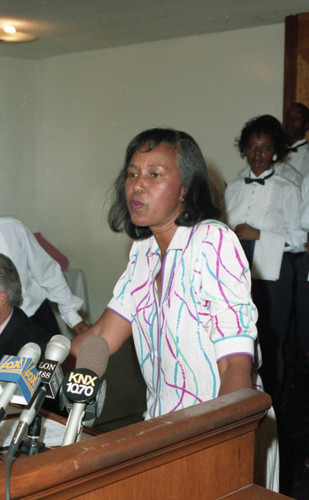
[224,115,306,408]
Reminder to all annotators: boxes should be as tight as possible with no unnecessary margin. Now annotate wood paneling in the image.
[284,13,309,113]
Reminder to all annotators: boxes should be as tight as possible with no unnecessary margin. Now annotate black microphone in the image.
[0,343,41,422]
[60,335,109,446]
[7,335,71,458]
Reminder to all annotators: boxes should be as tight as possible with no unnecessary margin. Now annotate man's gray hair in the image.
[0,253,22,307]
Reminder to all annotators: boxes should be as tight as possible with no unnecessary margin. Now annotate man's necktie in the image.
[244,170,274,185]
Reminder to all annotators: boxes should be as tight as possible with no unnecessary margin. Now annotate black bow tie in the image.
[288,140,307,153]
[244,171,274,185]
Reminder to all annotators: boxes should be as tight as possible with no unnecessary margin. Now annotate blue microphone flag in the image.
[0,355,41,404]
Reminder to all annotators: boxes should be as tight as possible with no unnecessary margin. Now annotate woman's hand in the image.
[235,223,260,241]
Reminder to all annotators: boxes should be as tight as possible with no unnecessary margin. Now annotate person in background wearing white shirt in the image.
[0,217,88,336]
[282,103,309,377]
[284,102,309,177]
[301,174,309,368]
[224,115,306,408]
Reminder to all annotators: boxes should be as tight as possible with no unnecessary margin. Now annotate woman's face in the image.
[245,132,275,176]
[125,143,186,238]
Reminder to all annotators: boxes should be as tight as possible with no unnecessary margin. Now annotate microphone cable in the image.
[0,451,16,500]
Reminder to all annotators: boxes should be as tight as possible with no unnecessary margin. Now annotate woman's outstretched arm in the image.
[70,307,132,358]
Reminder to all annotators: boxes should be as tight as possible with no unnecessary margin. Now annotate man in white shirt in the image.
[283,103,309,376]
[0,217,88,336]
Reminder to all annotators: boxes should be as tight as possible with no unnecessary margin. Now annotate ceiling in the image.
[0,0,308,60]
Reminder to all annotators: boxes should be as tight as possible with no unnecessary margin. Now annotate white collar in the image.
[290,138,308,148]
[249,167,274,179]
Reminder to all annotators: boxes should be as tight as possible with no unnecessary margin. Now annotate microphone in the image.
[7,335,71,458]
[60,335,109,446]
[0,343,41,422]
[36,334,71,398]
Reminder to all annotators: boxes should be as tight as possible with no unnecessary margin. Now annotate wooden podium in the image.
[0,389,292,499]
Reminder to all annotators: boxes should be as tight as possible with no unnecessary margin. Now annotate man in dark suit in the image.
[0,253,52,357]
[0,253,70,416]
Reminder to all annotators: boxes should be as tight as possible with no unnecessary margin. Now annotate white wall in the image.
[0,23,285,323]
[0,57,38,220]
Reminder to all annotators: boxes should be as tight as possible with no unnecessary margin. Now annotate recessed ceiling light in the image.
[3,24,16,35]
[0,23,38,43]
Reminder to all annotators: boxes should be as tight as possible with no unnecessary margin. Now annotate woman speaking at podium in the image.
[71,128,278,491]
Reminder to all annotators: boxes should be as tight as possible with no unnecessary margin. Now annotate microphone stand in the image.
[20,414,45,456]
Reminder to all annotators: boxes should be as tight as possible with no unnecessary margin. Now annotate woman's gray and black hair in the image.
[0,253,22,307]
[108,128,221,240]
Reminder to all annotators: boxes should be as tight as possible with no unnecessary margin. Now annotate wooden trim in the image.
[283,15,298,116]
[218,484,294,499]
[284,12,309,118]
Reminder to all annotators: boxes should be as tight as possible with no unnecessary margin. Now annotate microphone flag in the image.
[0,354,41,405]
[36,358,64,398]
[62,368,101,403]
